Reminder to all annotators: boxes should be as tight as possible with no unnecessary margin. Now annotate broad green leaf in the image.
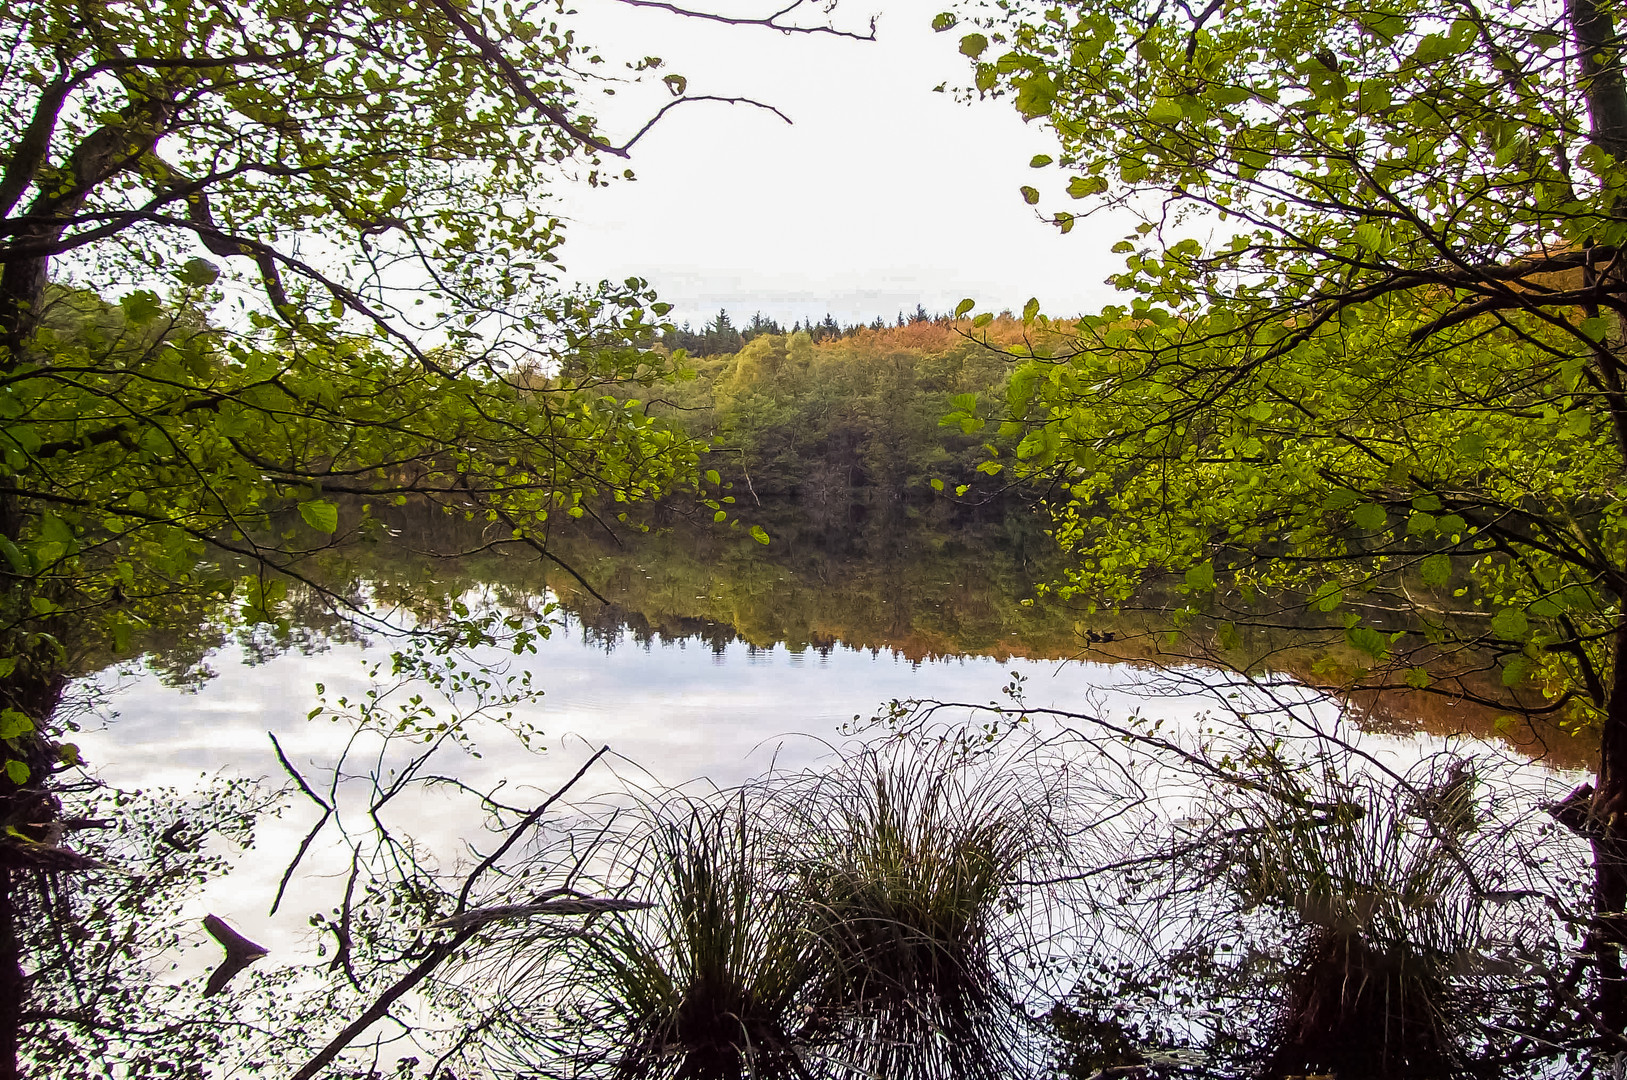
[1351,503,1386,531]
[1346,624,1389,658]
[299,499,340,534]
[0,710,32,740]
[1015,73,1056,118]
[178,258,220,286]
[1147,98,1184,124]
[1420,553,1452,587]
[1184,561,1215,592]
[1490,607,1529,641]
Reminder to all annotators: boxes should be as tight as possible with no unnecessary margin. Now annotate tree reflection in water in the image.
[24,508,1615,1077]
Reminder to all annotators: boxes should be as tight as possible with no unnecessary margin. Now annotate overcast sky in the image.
[546,0,1133,328]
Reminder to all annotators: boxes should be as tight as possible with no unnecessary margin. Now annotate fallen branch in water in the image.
[287,744,612,1080]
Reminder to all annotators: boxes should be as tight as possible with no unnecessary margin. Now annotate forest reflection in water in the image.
[53,502,1608,1078]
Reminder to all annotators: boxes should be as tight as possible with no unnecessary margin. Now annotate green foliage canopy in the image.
[0,0,704,773]
[951,0,1627,739]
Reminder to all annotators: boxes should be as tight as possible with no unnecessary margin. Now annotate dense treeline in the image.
[646,315,1046,520]
[659,304,947,357]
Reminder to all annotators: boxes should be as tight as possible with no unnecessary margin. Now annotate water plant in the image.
[558,791,823,1079]
[784,740,1075,1078]
[1052,727,1575,1079]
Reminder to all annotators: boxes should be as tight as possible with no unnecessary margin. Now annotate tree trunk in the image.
[0,870,19,1080]
[1590,622,1627,1033]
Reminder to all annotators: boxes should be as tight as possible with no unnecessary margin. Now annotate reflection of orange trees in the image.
[119,498,1591,768]
[1064,605,1595,770]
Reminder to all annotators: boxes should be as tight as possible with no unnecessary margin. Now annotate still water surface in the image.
[62,510,1585,1042]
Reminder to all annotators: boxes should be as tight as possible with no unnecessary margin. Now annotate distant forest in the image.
[660,304,958,358]
[643,314,1051,524]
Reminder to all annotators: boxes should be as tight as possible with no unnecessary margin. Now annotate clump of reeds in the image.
[783,741,1068,1078]
[1218,753,1506,1078]
[480,735,1091,1079]
[568,792,822,1079]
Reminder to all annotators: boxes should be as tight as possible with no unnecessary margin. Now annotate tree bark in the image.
[1589,621,1627,1033]
[1573,0,1627,165]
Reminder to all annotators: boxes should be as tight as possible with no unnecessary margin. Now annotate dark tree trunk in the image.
[0,869,19,1080]
[1588,622,1627,1033]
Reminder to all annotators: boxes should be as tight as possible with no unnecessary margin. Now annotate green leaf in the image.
[1321,488,1360,510]
[1351,503,1386,531]
[749,524,771,545]
[119,290,161,324]
[1029,154,1053,168]
[178,257,220,286]
[1023,297,1040,322]
[1184,561,1215,592]
[299,499,339,534]
[931,11,958,31]
[705,469,721,485]
[955,298,976,318]
[1490,607,1529,641]
[0,710,32,740]
[0,536,29,576]
[1404,667,1432,689]
[1406,511,1436,535]
[1455,432,1487,460]
[1419,553,1452,587]
[972,313,994,328]
[1020,185,1041,205]
[1147,98,1184,124]
[1015,73,1056,119]
[930,478,945,492]
[1346,624,1389,658]
[1067,176,1106,199]
[4,760,27,785]
[960,33,988,57]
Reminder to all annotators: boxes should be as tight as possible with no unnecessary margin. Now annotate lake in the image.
[61,504,1594,1078]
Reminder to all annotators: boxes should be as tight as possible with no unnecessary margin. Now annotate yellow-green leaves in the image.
[1015,73,1057,119]
[1490,607,1529,641]
[1147,98,1184,125]
[299,499,340,534]
[1350,503,1386,531]
[0,710,32,740]
[1184,561,1215,592]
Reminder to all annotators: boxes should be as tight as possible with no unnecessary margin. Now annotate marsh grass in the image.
[480,735,1087,1079]
[782,741,1075,1078]
[571,793,822,1079]
[1197,751,1561,1078]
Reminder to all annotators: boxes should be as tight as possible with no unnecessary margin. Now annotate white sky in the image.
[547,0,1133,328]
